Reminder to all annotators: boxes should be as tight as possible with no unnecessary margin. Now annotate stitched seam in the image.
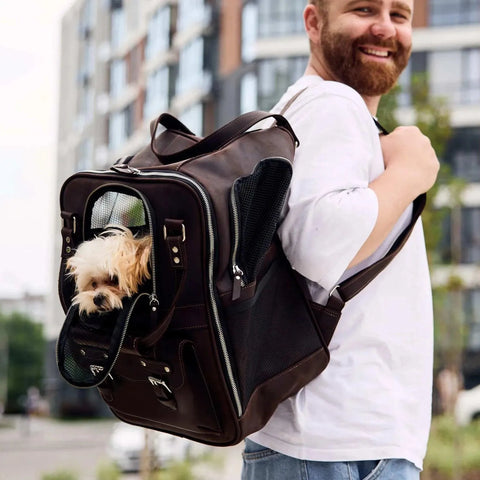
[363,459,387,480]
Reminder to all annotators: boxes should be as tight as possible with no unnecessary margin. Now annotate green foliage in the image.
[153,461,194,480]
[96,461,121,480]
[423,416,480,479]
[0,312,46,413]
[41,470,79,480]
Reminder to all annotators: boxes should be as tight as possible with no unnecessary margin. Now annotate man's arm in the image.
[348,126,440,267]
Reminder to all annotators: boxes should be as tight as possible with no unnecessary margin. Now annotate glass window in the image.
[180,103,203,136]
[76,138,93,171]
[111,7,126,49]
[403,48,480,106]
[240,72,258,113]
[145,67,170,120]
[445,127,480,182]
[257,0,305,38]
[461,208,480,264]
[242,3,258,63]
[177,37,205,95]
[257,57,307,110]
[430,0,480,26]
[110,58,126,98]
[464,290,480,350]
[146,6,172,60]
[177,0,209,33]
[108,104,134,151]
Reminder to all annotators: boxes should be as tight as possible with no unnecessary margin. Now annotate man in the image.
[241,1,439,479]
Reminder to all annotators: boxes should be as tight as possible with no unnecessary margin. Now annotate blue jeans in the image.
[242,439,420,480]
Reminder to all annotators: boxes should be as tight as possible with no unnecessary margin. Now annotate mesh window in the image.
[232,158,292,283]
[90,190,146,231]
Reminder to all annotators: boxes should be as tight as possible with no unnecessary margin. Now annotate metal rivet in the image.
[80,349,86,356]
[66,246,72,254]
[66,237,71,244]
[173,257,180,264]
[140,361,147,367]
[172,246,179,254]
[164,366,170,373]
[103,353,109,359]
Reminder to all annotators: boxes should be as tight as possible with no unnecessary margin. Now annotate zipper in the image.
[83,185,159,312]
[79,169,244,417]
[230,182,245,301]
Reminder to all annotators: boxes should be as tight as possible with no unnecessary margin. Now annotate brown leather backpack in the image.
[56,110,425,446]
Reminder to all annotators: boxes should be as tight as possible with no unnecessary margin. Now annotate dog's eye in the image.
[91,281,98,289]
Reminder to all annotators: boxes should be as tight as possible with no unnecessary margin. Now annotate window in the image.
[108,104,134,151]
[242,3,258,63]
[428,48,480,105]
[445,127,480,182]
[180,103,203,136]
[76,138,93,171]
[146,7,172,60]
[145,67,170,120]
[177,0,209,33]
[110,58,126,98]
[240,72,258,113]
[461,208,480,264]
[257,0,305,38]
[430,0,480,26]
[177,37,206,95]
[257,57,307,110]
[464,290,480,350]
[111,7,126,50]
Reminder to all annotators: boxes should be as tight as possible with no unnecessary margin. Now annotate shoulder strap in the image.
[336,117,426,301]
[334,193,426,302]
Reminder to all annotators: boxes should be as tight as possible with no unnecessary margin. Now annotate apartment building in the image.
[51,0,480,411]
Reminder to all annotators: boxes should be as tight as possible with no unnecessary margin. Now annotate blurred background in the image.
[0,0,479,479]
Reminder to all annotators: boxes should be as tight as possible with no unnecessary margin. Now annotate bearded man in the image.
[241,1,440,479]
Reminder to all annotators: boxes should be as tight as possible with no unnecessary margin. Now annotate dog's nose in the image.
[93,294,106,307]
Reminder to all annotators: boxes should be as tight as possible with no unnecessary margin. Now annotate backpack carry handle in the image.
[150,111,299,164]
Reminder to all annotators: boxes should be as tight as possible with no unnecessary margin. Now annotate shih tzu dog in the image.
[66,225,152,315]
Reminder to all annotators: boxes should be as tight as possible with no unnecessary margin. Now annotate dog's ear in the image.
[136,236,152,281]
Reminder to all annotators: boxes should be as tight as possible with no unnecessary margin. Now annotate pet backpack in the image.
[56,108,425,446]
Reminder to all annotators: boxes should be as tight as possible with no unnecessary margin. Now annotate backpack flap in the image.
[56,295,143,388]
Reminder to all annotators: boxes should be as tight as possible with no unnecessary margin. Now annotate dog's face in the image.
[66,226,151,315]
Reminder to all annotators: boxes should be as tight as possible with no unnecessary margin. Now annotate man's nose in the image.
[371,14,396,38]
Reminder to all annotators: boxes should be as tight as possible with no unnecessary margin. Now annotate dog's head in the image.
[66,226,151,315]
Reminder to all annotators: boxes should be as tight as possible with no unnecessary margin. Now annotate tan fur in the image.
[66,226,152,315]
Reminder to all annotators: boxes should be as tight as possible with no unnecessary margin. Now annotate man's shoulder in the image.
[276,76,367,116]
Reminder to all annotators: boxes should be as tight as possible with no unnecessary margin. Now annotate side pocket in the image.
[230,158,292,300]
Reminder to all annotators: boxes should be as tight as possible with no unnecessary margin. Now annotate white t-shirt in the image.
[249,75,433,470]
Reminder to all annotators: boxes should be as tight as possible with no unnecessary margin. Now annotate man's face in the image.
[316,0,413,96]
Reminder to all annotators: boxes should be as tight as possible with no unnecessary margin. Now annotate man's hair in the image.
[309,0,327,15]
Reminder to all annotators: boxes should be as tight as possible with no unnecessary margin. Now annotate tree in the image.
[378,73,467,412]
[0,312,46,413]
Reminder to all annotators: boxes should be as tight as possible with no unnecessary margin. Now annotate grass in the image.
[422,415,480,479]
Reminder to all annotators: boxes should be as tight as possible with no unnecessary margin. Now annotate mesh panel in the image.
[57,296,140,388]
[225,255,322,410]
[232,158,292,283]
[90,191,146,231]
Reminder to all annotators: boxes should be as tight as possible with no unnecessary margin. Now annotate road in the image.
[0,416,243,480]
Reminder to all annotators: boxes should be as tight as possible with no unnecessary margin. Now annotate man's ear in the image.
[304,4,323,44]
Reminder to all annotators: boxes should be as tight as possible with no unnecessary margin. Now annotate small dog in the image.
[66,225,152,315]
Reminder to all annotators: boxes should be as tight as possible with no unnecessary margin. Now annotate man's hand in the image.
[380,126,440,199]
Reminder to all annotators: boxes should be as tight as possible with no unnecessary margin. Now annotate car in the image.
[106,422,207,472]
[454,384,480,426]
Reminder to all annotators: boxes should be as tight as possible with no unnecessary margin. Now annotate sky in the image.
[0,2,74,296]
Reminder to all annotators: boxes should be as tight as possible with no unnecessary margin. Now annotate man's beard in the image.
[320,26,411,96]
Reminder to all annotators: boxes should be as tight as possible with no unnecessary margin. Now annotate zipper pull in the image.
[232,265,244,301]
[149,294,160,312]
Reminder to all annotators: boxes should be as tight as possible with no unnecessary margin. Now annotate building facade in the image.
[51,0,480,408]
